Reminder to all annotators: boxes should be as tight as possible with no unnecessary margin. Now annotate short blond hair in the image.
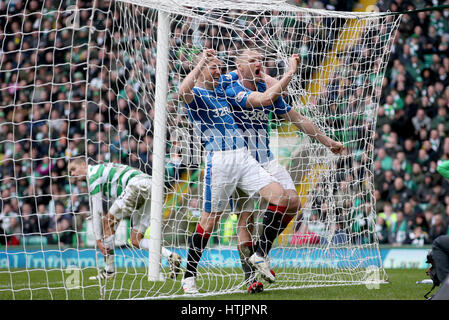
[68,157,87,171]
[235,47,264,65]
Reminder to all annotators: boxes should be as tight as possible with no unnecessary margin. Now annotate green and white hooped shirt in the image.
[88,163,145,199]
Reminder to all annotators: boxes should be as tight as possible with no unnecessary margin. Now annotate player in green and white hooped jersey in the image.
[68,158,181,280]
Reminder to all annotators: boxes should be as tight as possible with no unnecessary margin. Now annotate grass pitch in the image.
[0,268,431,300]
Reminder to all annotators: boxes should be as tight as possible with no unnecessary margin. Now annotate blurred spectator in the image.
[424,207,434,226]
[378,170,395,200]
[375,216,390,244]
[388,177,413,204]
[416,174,435,203]
[330,218,350,244]
[307,211,326,241]
[374,189,385,214]
[47,201,73,246]
[376,148,393,171]
[391,194,403,212]
[428,194,446,214]
[403,172,417,193]
[404,138,418,163]
[430,214,448,242]
[73,202,89,248]
[390,211,408,246]
[36,204,50,235]
[0,203,20,245]
[409,212,430,235]
[21,203,39,236]
[378,202,397,229]
[412,108,431,135]
[406,225,430,246]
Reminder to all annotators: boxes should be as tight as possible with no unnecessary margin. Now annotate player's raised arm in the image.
[281,109,344,155]
[91,192,105,244]
[179,49,216,104]
[231,53,300,108]
[91,192,114,256]
[263,72,287,97]
[259,54,300,102]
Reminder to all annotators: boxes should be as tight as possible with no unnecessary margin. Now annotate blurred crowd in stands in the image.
[0,0,448,248]
[372,0,449,246]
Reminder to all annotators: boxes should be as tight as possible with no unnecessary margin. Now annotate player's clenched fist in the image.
[199,49,216,65]
[203,48,216,58]
[288,54,300,74]
[330,140,344,155]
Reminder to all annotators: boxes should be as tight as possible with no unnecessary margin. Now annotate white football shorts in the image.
[234,158,296,212]
[203,148,276,213]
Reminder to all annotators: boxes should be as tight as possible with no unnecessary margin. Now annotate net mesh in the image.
[0,0,401,299]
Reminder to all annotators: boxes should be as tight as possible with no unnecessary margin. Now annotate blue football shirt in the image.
[224,71,292,163]
[185,82,245,152]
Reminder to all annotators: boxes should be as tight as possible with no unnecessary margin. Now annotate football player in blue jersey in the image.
[222,48,344,291]
[178,49,300,294]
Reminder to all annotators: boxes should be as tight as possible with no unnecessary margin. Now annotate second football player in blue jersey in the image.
[222,49,344,288]
[178,49,301,294]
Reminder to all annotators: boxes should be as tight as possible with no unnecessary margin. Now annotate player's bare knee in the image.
[260,182,285,206]
[201,211,222,233]
[285,193,301,213]
[274,192,290,208]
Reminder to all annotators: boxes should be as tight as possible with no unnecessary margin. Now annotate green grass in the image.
[191,269,430,300]
[0,268,431,300]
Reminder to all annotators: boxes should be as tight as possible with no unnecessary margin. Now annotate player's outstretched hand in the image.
[200,48,216,65]
[330,140,344,154]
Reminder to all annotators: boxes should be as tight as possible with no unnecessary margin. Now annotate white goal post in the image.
[147,9,170,282]
[0,0,402,299]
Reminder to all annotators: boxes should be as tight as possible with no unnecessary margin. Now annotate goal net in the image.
[0,0,401,299]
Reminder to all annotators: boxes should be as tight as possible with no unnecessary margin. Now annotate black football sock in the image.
[184,224,210,279]
[256,204,292,257]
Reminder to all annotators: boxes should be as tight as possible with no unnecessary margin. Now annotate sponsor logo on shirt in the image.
[236,91,246,103]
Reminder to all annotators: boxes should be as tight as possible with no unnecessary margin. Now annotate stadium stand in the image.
[0,0,448,248]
